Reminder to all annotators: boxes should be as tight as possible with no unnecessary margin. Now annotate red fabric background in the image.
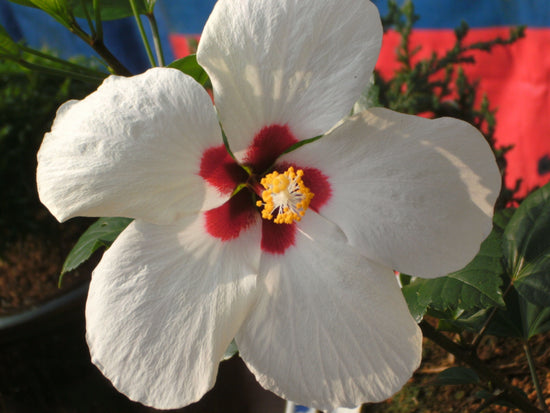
[377,28,550,196]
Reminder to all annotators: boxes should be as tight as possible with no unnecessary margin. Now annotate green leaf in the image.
[504,182,550,306]
[61,217,132,276]
[402,280,431,322]
[522,298,550,338]
[28,0,73,28]
[0,24,21,56]
[431,367,480,386]
[168,55,210,86]
[402,225,505,320]
[444,308,491,333]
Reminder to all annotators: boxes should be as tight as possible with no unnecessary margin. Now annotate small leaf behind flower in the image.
[60,217,132,281]
[168,55,210,86]
[221,339,239,361]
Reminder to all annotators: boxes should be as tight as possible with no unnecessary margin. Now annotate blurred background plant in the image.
[0,55,96,252]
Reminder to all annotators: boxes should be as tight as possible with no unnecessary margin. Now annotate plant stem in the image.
[146,13,165,66]
[128,0,156,67]
[89,38,132,76]
[523,340,548,411]
[68,19,132,76]
[420,320,544,413]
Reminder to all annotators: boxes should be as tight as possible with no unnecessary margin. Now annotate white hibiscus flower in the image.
[36,0,501,410]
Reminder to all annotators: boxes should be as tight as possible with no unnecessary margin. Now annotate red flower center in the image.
[199,125,331,254]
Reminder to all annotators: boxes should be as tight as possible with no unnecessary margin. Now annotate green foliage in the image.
[489,288,550,339]
[0,22,107,82]
[419,185,550,341]
[379,3,549,411]
[504,183,550,306]
[403,224,506,321]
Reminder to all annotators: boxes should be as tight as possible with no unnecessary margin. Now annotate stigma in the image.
[256,167,314,224]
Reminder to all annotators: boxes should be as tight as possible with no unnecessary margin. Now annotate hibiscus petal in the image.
[197,0,382,153]
[37,67,226,224]
[281,108,501,277]
[86,216,261,409]
[236,212,422,409]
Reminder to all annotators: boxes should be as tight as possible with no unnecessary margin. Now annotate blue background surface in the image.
[1,0,547,74]
[371,0,550,28]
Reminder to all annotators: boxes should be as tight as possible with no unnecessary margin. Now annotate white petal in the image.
[236,212,421,410]
[86,216,261,409]
[37,67,226,224]
[197,0,382,153]
[282,108,501,277]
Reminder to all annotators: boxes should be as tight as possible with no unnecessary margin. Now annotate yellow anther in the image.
[257,166,314,224]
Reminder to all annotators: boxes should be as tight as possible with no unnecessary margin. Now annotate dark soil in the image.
[0,217,92,316]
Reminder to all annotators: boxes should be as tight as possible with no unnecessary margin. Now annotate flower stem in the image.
[128,0,157,67]
[146,12,165,66]
[523,340,548,411]
[420,320,545,413]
